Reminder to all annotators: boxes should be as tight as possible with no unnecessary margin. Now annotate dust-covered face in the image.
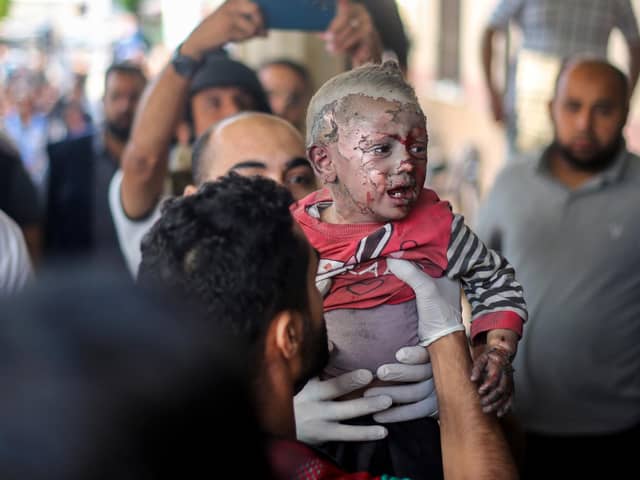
[325,94,427,223]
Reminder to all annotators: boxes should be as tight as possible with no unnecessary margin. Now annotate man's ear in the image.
[272,310,304,360]
[308,145,337,184]
[183,184,197,196]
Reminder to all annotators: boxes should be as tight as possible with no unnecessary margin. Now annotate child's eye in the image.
[409,145,427,157]
[370,144,392,155]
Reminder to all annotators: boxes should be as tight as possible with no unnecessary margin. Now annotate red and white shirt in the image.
[292,188,526,339]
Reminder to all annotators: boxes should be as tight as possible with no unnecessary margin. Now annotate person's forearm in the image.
[120,13,233,218]
[428,331,517,479]
[627,42,640,99]
[481,27,497,94]
[121,65,190,218]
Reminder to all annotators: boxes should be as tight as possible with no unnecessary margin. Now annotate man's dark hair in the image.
[138,174,310,352]
[104,61,147,89]
[259,58,312,88]
[0,265,272,479]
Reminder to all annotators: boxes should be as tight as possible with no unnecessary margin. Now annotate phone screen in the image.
[254,0,336,31]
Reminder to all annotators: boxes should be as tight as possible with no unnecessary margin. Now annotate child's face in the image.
[327,94,427,223]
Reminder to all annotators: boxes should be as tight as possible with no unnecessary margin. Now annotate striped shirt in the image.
[292,188,527,340]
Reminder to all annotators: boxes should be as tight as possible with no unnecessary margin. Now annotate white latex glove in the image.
[364,345,439,423]
[387,258,465,346]
[294,369,392,445]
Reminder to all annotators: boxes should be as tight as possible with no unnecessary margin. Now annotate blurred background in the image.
[1,0,638,220]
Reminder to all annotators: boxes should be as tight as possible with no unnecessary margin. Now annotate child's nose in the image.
[397,159,415,174]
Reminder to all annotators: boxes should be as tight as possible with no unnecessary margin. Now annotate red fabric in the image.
[269,439,381,480]
[292,188,453,311]
[471,310,524,338]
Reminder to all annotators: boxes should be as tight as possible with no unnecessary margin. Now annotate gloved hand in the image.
[387,258,465,346]
[364,345,439,422]
[294,369,392,445]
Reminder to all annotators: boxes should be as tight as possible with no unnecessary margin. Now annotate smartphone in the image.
[254,0,336,31]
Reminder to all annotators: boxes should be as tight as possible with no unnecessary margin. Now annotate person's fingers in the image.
[478,359,502,395]
[373,396,438,423]
[482,390,511,415]
[324,394,392,421]
[323,423,388,442]
[496,396,513,418]
[365,378,435,404]
[480,380,506,407]
[334,30,366,54]
[230,12,263,38]
[470,354,488,382]
[395,345,430,364]
[229,0,263,19]
[376,361,432,383]
[330,0,352,31]
[299,370,374,401]
[386,258,438,293]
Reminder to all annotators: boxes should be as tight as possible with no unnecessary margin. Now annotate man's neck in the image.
[103,130,126,164]
[255,364,297,440]
[548,150,601,190]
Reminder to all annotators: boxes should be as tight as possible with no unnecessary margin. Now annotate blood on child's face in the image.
[327,95,427,223]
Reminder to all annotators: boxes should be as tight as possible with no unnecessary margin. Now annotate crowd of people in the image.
[1,0,639,479]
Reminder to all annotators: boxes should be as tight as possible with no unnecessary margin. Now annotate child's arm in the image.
[443,214,526,416]
[445,216,527,340]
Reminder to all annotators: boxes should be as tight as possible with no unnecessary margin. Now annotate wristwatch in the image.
[171,43,202,78]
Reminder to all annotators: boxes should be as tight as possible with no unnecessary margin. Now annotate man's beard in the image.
[106,120,132,142]
[552,135,623,173]
[293,316,330,394]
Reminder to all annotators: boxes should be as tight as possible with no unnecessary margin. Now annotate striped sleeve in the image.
[444,214,527,339]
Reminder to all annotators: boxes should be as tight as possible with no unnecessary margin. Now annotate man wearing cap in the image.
[116,0,382,223]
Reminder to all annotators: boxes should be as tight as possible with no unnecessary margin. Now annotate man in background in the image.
[481,0,640,156]
[477,58,640,478]
[45,62,146,267]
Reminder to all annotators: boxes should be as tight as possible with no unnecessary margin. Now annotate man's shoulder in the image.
[47,134,95,163]
[491,156,536,188]
[624,149,640,176]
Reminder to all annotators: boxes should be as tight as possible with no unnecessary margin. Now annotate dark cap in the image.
[189,50,271,114]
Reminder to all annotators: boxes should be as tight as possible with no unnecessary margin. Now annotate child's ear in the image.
[308,145,337,184]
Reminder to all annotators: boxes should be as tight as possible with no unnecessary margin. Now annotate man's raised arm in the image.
[120,0,265,218]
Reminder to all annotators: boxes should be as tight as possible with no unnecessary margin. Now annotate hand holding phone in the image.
[253,0,336,31]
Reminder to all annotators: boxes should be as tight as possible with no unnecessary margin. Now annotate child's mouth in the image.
[386,186,415,201]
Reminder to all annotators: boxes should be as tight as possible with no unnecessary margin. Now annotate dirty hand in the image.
[364,345,439,422]
[294,370,392,445]
[470,329,518,417]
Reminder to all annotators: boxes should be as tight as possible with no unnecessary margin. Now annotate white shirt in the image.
[108,169,163,278]
[0,209,33,295]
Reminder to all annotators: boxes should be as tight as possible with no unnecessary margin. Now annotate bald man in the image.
[185,113,315,200]
[477,58,640,478]
[110,112,316,277]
